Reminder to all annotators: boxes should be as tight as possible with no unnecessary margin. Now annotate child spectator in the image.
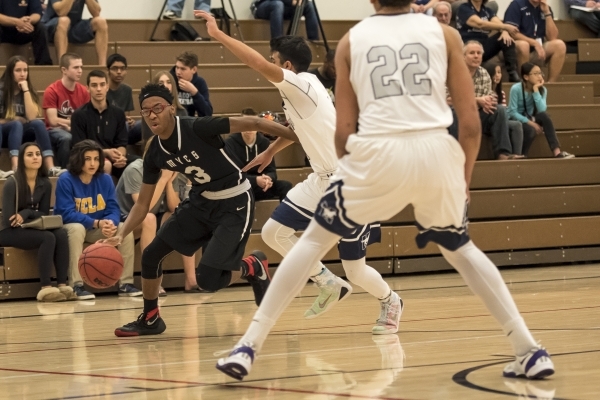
[170,51,212,117]
[0,55,63,176]
[54,139,141,299]
[507,62,574,158]
[0,142,73,302]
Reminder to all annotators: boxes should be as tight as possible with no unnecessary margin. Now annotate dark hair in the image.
[14,142,48,210]
[270,36,312,73]
[379,0,413,7]
[484,62,503,102]
[139,83,173,106]
[67,140,105,177]
[60,53,82,70]
[325,48,336,64]
[241,107,257,116]
[86,70,108,85]
[176,51,198,68]
[0,56,41,120]
[107,53,128,69]
[519,62,545,118]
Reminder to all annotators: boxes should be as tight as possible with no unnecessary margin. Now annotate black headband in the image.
[139,90,173,107]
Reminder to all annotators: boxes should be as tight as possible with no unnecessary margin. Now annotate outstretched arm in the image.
[229,117,299,143]
[195,10,284,83]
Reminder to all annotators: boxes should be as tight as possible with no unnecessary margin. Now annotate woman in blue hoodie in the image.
[507,63,574,159]
[54,140,141,300]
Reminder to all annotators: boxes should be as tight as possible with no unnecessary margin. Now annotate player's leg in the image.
[263,195,352,318]
[413,133,553,379]
[339,224,403,334]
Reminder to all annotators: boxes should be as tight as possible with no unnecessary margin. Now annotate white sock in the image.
[342,257,391,299]
[262,218,326,277]
[242,221,341,351]
[439,241,537,356]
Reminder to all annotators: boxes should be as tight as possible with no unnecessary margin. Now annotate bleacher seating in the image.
[1,18,600,300]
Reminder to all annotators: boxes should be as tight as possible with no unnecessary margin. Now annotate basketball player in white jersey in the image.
[212,0,554,381]
[196,12,402,330]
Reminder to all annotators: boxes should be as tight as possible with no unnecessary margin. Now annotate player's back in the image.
[349,13,452,135]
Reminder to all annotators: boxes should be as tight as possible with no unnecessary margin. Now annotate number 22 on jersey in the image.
[368,43,432,99]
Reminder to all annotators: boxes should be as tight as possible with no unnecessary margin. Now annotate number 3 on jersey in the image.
[368,43,431,99]
[185,166,211,184]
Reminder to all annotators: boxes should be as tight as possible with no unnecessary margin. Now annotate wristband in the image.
[544,13,552,17]
[23,90,29,93]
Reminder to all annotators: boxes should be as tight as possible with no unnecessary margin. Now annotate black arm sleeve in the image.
[192,117,231,148]
[142,142,162,185]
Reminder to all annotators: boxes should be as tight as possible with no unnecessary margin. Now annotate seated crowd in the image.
[0,0,585,302]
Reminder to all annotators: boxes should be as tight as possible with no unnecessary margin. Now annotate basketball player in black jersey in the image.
[101,84,299,336]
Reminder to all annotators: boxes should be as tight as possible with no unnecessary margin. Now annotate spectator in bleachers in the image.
[451,0,498,24]
[70,70,135,179]
[459,41,521,159]
[566,0,600,36]
[507,62,574,158]
[163,0,210,20]
[308,48,336,103]
[170,51,212,117]
[116,140,202,294]
[456,0,520,82]
[141,70,188,143]
[0,0,53,65]
[225,108,292,202]
[485,62,525,155]
[503,0,566,82]
[106,54,135,133]
[433,1,452,25]
[54,139,141,300]
[41,0,108,66]
[43,53,90,169]
[251,0,319,41]
[0,142,73,302]
[0,55,63,176]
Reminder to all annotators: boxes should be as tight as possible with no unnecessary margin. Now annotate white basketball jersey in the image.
[349,14,453,135]
[272,69,338,175]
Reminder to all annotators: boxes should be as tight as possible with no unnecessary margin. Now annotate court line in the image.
[451,349,600,400]
[1,304,598,356]
[2,273,599,321]
[0,366,414,400]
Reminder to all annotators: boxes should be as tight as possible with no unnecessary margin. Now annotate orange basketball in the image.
[78,243,124,289]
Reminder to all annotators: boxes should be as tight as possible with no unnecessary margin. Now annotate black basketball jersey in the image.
[143,116,246,194]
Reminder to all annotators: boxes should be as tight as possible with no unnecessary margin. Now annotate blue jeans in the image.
[0,120,24,157]
[167,0,211,16]
[48,128,72,168]
[255,0,319,40]
[22,119,54,158]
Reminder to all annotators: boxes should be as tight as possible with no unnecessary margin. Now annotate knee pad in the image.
[140,238,173,279]
[196,264,231,291]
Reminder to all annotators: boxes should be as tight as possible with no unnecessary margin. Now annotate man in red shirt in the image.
[43,52,90,168]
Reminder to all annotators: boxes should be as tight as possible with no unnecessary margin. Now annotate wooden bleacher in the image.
[1,18,600,300]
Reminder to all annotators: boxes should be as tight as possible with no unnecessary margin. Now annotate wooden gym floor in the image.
[0,264,598,399]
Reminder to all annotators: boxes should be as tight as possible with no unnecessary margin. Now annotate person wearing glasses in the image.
[507,62,573,159]
[106,54,135,130]
[102,83,299,337]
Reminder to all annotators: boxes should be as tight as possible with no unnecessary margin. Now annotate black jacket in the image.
[169,66,213,117]
[71,101,128,149]
[225,132,278,189]
[0,176,51,231]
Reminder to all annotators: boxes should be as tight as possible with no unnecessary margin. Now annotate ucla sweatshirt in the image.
[54,172,121,229]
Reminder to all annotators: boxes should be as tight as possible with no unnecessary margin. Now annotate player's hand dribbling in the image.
[194,10,221,38]
[243,151,274,173]
[98,235,123,247]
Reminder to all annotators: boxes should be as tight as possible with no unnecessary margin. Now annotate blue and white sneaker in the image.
[118,283,142,297]
[73,284,95,300]
[216,342,256,381]
[503,345,554,379]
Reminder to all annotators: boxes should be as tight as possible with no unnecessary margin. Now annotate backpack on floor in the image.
[170,22,200,41]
